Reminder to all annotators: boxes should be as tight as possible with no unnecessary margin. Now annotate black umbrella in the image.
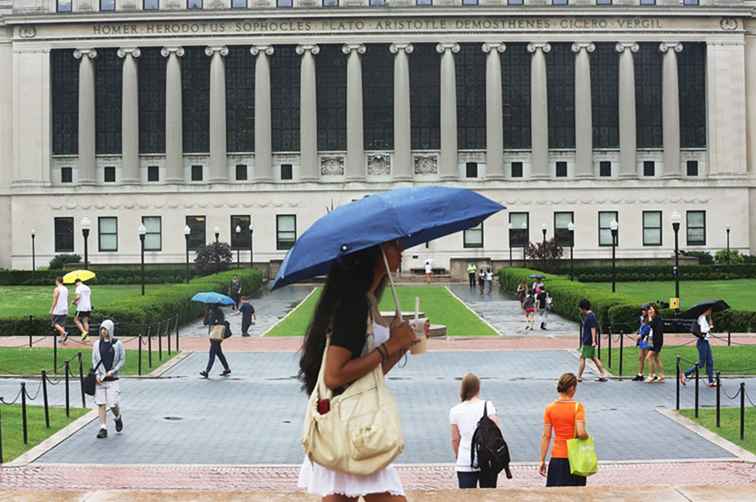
[528,274,545,279]
[681,299,730,319]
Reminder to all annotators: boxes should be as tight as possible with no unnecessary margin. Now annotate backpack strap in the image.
[483,401,488,419]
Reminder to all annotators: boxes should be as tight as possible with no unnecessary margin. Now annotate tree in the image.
[193,242,233,274]
[526,238,564,272]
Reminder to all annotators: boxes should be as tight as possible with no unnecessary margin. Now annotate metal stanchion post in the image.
[608,333,612,369]
[716,372,721,428]
[597,331,602,361]
[728,332,731,347]
[53,331,58,374]
[64,361,70,418]
[158,323,163,362]
[694,363,700,418]
[168,321,172,355]
[675,355,681,411]
[0,409,3,464]
[138,334,143,376]
[176,317,180,353]
[28,315,33,348]
[77,352,85,408]
[740,382,746,440]
[148,326,153,369]
[20,382,28,445]
[42,370,50,429]
[619,332,624,378]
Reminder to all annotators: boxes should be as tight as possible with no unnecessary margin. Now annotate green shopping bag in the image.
[566,403,598,477]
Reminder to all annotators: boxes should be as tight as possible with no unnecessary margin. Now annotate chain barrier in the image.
[745,388,756,408]
[43,373,64,386]
[23,382,42,401]
[0,389,22,406]
[722,386,743,401]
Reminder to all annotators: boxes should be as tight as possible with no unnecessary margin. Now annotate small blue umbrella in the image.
[191,292,236,305]
[272,187,505,290]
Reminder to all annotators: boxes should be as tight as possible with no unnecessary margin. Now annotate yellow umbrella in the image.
[62,270,96,284]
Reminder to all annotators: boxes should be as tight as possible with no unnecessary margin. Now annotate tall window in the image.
[642,211,662,246]
[182,47,210,153]
[232,0,247,6]
[317,46,347,150]
[598,211,619,247]
[410,44,440,149]
[640,0,655,4]
[277,215,297,250]
[57,0,73,11]
[456,44,486,149]
[502,44,531,149]
[98,217,118,252]
[139,48,166,154]
[52,50,79,155]
[683,0,699,5]
[271,46,300,151]
[635,43,663,148]
[678,43,706,148]
[686,211,706,245]
[509,213,529,247]
[363,44,393,149]
[100,0,116,10]
[554,212,574,246]
[54,217,74,253]
[369,0,385,5]
[95,49,123,155]
[277,0,293,6]
[230,215,252,249]
[186,216,206,250]
[144,0,159,9]
[187,0,202,7]
[591,43,619,148]
[142,216,162,251]
[463,223,483,248]
[226,46,255,153]
[547,43,575,148]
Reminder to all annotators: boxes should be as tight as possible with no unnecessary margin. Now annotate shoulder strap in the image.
[483,401,488,419]
[573,402,579,438]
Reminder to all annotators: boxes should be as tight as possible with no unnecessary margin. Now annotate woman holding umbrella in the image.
[680,300,728,388]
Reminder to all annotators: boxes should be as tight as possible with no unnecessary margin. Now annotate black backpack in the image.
[690,319,703,339]
[470,402,513,479]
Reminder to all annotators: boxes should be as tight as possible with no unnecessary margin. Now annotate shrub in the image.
[526,238,563,270]
[714,249,744,265]
[49,254,81,270]
[569,264,756,283]
[681,250,714,265]
[194,242,233,275]
[0,267,201,286]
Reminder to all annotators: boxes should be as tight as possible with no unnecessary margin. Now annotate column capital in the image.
[161,47,184,58]
[389,43,414,55]
[527,42,551,54]
[296,44,320,56]
[73,49,97,60]
[659,42,684,53]
[342,44,367,56]
[615,42,639,54]
[205,46,229,57]
[435,43,460,55]
[250,45,274,56]
[481,42,506,54]
[117,48,142,59]
[571,42,595,54]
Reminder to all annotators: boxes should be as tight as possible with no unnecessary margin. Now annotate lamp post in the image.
[610,220,618,293]
[567,221,575,281]
[235,225,241,269]
[671,211,681,308]
[81,217,91,269]
[214,226,220,273]
[184,225,191,283]
[521,221,528,268]
[726,225,731,262]
[507,223,513,267]
[248,223,254,268]
[31,230,36,272]
[138,223,146,296]
[541,223,547,271]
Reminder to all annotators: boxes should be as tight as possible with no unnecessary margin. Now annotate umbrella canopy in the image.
[681,299,730,319]
[191,292,236,305]
[528,274,545,280]
[62,270,96,284]
[272,187,505,290]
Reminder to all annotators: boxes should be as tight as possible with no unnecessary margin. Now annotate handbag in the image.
[566,402,598,477]
[301,328,405,476]
[83,360,103,396]
[210,324,225,341]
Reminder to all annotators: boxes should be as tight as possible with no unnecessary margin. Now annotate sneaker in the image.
[221,369,231,377]
[97,428,107,439]
[61,332,69,344]
[540,323,546,330]
[242,333,251,337]
[199,371,209,379]
[708,382,718,388]
[646,376,659,384]
[632,374,644,382]
[115,416,123,433]
[80,331,89,342]
[596,377,608,383]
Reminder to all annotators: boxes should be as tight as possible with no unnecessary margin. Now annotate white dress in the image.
[298,322,405,497]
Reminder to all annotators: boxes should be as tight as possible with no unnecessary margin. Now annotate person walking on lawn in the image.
[50,276,69,344]
[239,296,256,337]
[73,278,92,342]
[577,299,608,383]
[92,319,125,439]
[680,308,716,388]
[201,304,231,378]
[645,304,665,383]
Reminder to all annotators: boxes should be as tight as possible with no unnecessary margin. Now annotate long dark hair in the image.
[298,246,385,395]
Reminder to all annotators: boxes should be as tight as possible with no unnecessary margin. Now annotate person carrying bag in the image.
[200,304,231,379]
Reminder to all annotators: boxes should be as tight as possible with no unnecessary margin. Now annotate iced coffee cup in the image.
[410,296,427,355]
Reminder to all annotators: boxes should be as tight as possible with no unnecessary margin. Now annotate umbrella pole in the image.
[381,248,402,318]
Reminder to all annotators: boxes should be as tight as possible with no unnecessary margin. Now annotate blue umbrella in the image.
[272,187,505,290]
[191,292,236,305]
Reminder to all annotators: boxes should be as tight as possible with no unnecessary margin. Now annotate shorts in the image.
[580,345,596,359]
[76,311,91,319]
[51,315,67,327]
[651,344,663,354]
[95,379,121,408]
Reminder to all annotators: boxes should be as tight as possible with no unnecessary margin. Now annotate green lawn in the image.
[592,279,756,311]
[602,344,756,377]
[0,285,143,319]
[0,404,88,462]
[680,408,756,455]
[0,347,178,376]
[266,286,498,337]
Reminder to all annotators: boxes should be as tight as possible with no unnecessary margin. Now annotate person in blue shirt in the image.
[239,296,256,337]
[577,299,608,383]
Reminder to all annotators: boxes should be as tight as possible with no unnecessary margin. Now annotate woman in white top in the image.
[449,373,501,489]
[297,242,417,501]
[49,276,69,343]
[681,308,717,387]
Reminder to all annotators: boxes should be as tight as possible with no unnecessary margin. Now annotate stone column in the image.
[251,46,274,182]
[436,43,460,180]
[161,47,185,183]
[389,43,413,181]
[527,43,550,179]
[73,49,97,185]
[297,44,320,182]
[616,42,639,178]
[572,43,595,178]
[117,48,141,185]
[206,46,229,183]
[660,42,683,178]
[482,43,506,179]
[342,44,367,181]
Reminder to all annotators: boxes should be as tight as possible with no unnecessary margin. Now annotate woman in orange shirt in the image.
[538,373,590,487]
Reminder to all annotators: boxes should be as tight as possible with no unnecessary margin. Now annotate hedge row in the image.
[0,269,264,339]
[571,264,756,283]
[498,268,755,334]
[0,267,205,286]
